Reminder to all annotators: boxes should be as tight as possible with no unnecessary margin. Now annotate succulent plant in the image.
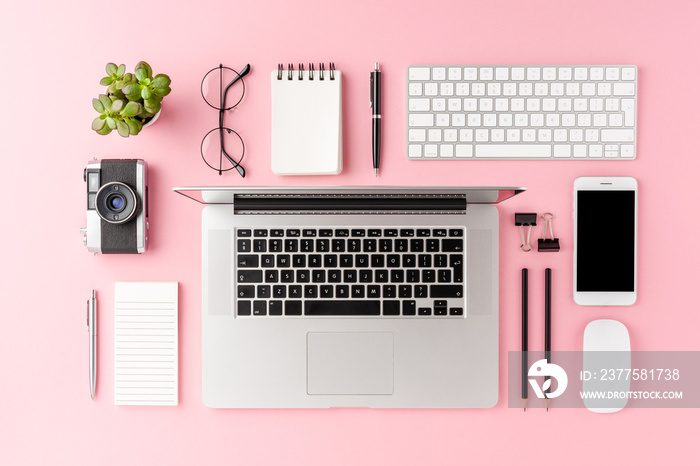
[92,61,171,137]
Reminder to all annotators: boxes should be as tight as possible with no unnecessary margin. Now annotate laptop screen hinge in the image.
[232,194,467,215]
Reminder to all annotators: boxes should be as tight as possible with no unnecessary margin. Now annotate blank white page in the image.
[271,69,342,175]
[114,282,178,406]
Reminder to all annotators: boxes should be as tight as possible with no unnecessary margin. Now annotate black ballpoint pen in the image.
[545,268,552,411]
[522,268,528,412]
[370,63,381,177]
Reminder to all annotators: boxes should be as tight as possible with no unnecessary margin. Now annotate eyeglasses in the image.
[200,64,250,177]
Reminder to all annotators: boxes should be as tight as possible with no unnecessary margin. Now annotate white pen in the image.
[88,290,97,400]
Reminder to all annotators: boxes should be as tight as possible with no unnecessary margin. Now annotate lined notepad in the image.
[114,282,178,406]
[271,63,343,175]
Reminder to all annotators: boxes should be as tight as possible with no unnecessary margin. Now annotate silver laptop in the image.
[174,186,523,408]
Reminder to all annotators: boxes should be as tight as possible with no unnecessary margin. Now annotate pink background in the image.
[2,0,699,463]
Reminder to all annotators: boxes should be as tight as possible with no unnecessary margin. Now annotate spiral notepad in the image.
[271,63,342,175]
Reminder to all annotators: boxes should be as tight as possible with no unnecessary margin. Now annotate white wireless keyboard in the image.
[406,65,637,160]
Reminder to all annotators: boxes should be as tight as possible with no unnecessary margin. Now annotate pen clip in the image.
[369,73,374,108]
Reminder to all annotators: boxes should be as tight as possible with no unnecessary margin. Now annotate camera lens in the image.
[107,194,126,212]
[95,182,140,224]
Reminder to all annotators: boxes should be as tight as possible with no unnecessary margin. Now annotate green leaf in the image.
[122,83,141,99]
[125,118,142,135]
[107,81,117,94]
[135,61,152,79]
[152,74,170,87]
[121,101,141,117]
[106,63,118,75]
[100,76,114,86]
[98,94,112,111]
[116,119,130,137]
[123,73,134,83]
[152,86,171,97]
[92,98,104,113]
[134,68,147,82]
[144,97,160,114]
[106,117,116,130]
[141,87,151,100]
[111,99,124,113]
[97,125,112,135]
[116,64,126,77]
[92,117,106,131]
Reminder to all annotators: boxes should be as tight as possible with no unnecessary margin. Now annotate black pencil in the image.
[544,268,552,411]
[522,268,528,412]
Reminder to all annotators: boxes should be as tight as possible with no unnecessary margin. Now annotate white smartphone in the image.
[573,176,638,306]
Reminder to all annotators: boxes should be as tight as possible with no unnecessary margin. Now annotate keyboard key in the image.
[237,239,251,252]
[238,285,255,298]
[383,301,401,316]
[449,307,464,316]
[237,255,259,268]
[237,229,251,237]
[257,285,270,298]
[403,301,417,316]
[305,300,380,316]
[475,144,552,158]
[418,307,432,316]
[409,67,431,81]
[238,270,262,283]
[285,301,302,316]
[269,301,283,316]
[238,300,251,316]
[430,285,464,298]
[253,301,266,316]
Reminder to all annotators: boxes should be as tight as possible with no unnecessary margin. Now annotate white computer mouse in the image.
[582,319,631,413]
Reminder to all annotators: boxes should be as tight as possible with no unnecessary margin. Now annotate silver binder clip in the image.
[515,213,537,252]
[538,213,560,252]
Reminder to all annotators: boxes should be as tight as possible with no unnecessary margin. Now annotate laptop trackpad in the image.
[307,332,394,395]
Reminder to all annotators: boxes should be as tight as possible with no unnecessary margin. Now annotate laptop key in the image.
[262,255,275,267]
[285,239,298,252]
[320,285,333,298]
[265,270,278,283]
[253,229,268,237]
[237,255,259,267]
[430,285,463,298]
[336,285,349,298]
[438,269,452,282]
[276,254,290,267]
[285,300,302,316]
[289,285,302,298]
[269,300,283,315]
[304,285,318,298]
[305,300,380,316]
[237,229,252,237]
[270,229,284,237]
[383,300,401,315]
[450,307,464,316]
[399,285,412,298]
[403,300,417,316]
[352,285,365,298]
[383,285,397,298]
[442,239,464,252]
[415,285,428,298]
[238,270,262,283]
[237,239,251,252]
[418,307,431,316]
[253,301,266,316]
[257,285,270,298]
[273,285,286,298]
[238,300,251,315]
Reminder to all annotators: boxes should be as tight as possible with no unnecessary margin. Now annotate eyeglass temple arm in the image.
[218,131,246,177]
[224,63,251,96]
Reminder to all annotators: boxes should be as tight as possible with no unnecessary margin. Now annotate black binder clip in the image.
[538,213,560,252]
[515,213,537,252]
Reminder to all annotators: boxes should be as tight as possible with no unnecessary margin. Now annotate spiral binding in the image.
[277,63,336,80]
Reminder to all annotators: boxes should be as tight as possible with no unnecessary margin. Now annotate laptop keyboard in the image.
[235,227,466,317]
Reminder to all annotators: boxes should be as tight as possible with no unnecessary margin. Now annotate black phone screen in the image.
[576,190,635,292]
